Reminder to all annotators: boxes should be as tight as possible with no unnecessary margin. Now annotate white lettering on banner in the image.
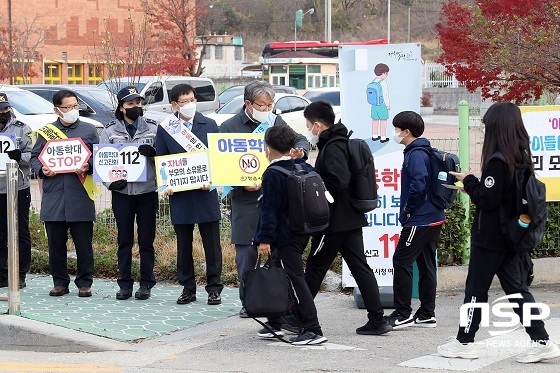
[459,293,551,337]
[159,113,207,152]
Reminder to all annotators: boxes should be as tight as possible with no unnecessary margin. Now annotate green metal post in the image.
[458,100,471,264]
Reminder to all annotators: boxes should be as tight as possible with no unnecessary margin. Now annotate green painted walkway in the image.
[2,275,242,342]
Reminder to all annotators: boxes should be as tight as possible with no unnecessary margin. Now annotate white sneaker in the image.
[516,340,560,363]
[437,338,479,359]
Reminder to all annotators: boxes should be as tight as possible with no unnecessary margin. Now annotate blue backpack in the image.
[366,81,384,106]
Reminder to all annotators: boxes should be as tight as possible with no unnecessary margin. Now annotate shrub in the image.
[420,91,433,107]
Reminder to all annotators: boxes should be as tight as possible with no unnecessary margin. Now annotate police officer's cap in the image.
[117,86,144,103]
[0,93,10,110]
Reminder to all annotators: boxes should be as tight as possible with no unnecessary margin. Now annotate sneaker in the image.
[356,318,392,335]
[290,330,327,345]
[116,287,132,300]
[413,315,437,328]
[281,315,300,334]
[386,311,414,330]
[239,307,249,318]
[207,291,221,305]
[257,323,285,338]
[516,340,560,363]
[437,338,479,359]
[135,286,151,300]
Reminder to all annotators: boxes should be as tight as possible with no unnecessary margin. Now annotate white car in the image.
[303,87,341,121]
[207,93,311,136]
[0,86,104,135]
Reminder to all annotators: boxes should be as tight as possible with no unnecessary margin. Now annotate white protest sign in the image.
[155,151,210,193]
[38,138,91,173]
[93,144,147,182]
[0,133,17,171]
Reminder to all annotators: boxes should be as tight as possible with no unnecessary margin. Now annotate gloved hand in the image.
[108,179,128,191]
[138,144,156,157]
[7,149,21,163]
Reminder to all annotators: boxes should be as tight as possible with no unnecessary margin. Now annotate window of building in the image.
[44,63,61,85]
[88,64,103,85]
[215,46,223,60]
[234,46,243,61]
[307,65,321,74]
[288,65,306,90]
[67,64,83,84]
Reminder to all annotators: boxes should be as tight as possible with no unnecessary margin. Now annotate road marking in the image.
[267,342,366,351]
[399,317,560,371]
[0,363,121,372]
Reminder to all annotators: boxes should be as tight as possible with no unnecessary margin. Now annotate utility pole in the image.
[387,0,391,44]
[325,0,332,42]
[407,6,411,43]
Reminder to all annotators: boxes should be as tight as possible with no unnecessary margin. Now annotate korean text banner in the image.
[155,151,210,193]
[520,105,560,201]
[207,133,267,186]
[339,43,421,287]
[93,144,147,183]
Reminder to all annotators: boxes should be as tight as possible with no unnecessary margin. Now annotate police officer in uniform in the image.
[0,92,32,289]
[100,86,158,300]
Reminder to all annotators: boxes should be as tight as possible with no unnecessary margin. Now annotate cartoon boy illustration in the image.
[368,63,390,142]
[160,162,168,187]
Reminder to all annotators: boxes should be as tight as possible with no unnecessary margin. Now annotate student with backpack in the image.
[437,102,559,363]
[253,125,327,345]
[386,111,446,329]
[303,100,392,336]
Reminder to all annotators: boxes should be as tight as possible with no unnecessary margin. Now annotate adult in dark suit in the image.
[155,84,223,305]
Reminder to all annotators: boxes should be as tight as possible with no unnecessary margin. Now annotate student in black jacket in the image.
[253,125,327,345]
[303,100,392,336]
[437,102,559,363]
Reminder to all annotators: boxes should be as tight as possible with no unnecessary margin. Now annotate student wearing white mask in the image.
[156,84,224,306]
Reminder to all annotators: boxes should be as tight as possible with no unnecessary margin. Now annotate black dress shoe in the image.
[207,291,221,305]
[78,287,92,297]
[116,287,132,300]
[177,287,196,304]
[135,286,151,300]
[19,278,26,289]
[49,285,69,296]
[239,307,249,318]
[372,136,381,141]
[380,138,390,143]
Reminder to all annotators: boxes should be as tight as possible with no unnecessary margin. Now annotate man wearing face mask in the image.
[100,86,158,301]
[156,84,224,306]
[303,100,392,336]
[30,90,99,298]
[219,80,309,318]
[0,93,32,289]
[385,111,445,329]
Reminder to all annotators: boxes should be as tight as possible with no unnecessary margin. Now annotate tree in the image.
[437,0,560,103]
[0,15,47,84]
[145,0,208,77]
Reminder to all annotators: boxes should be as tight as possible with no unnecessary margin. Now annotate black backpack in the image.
[325,133,378,213]
[269,164,330,234]
[491,152,548,254]
[407,147,460,209]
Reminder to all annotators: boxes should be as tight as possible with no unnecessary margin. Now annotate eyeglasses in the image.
[177,98,197,105]
[252,101,274,111]
[0,107,10,113]
[57,104,79,111]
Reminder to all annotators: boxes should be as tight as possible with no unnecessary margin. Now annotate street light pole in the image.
[295,8,315,51]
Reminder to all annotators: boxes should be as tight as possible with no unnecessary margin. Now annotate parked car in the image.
[207,93,311,136]
[303,87,341,120]
[19,84,168,125]
[218,85,298,107]
[98,76,219,115]
[0,86,104,134]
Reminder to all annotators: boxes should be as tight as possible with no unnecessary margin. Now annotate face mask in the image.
[251,106,271,123]
[306,124,319,146]
[393,129,405,144]
[179,102,196,119]
[125,106,143,121]
[58,108,79,124]
[0,112,11,125]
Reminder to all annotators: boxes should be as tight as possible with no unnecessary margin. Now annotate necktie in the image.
[185,122,192,131]
[127,124,136,138]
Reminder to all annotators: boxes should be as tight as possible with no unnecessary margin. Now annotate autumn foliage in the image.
[437,0,560,103]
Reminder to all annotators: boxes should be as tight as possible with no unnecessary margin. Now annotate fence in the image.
[422,62,464,89]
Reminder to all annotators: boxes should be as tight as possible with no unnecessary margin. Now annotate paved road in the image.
[0,281,559,372]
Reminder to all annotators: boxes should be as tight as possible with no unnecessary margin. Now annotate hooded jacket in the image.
[400,138,446,226]
[315,121,367,233]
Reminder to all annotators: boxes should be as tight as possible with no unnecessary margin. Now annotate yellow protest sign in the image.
[207,133,267,186]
